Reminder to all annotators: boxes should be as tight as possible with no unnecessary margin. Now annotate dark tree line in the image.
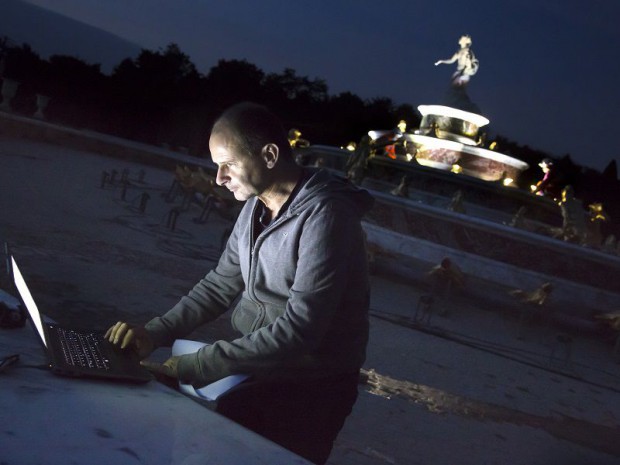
[0,39,418,156]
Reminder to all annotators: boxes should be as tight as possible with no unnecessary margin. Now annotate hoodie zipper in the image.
[247,208,294,331]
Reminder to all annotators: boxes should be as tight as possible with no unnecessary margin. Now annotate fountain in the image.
[408,104,529,183]
[404,35,529,184]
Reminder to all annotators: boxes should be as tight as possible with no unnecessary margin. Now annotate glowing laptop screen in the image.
[11,256,47,347]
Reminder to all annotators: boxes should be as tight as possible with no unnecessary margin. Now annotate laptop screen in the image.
[10,256,48,347]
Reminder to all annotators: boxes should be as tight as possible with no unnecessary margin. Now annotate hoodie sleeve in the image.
[144,212,246,347]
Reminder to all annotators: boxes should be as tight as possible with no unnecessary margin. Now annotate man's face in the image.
[209,129,269,202]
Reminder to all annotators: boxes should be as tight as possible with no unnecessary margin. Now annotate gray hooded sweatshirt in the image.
[145,168,374,387]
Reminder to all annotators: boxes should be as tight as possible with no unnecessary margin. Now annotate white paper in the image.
[172,339,249,401]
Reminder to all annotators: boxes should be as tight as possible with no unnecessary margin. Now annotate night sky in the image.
[21,0,620,172]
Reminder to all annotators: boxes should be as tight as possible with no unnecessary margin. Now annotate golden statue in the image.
[435,35,480,87]
[509,282,553,306]
[288,128,309,148]
[554,185,587,244]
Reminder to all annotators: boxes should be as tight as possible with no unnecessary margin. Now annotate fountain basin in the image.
[409,133,529,182]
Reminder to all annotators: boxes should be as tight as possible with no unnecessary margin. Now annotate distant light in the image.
[345,142,356,151]
[489,141,497,150]
[368,129,395,141]
[502,177,514,186]
[451,164,463,174]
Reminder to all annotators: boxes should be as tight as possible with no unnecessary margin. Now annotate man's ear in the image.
[261,143,279,169]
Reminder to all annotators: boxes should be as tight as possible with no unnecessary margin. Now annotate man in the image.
[106,102,374,464]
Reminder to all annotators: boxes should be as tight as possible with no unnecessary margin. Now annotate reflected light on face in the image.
[209,130,266,202]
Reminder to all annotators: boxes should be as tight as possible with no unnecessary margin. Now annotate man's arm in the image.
[107,211,245,354]
[144,217,245,347]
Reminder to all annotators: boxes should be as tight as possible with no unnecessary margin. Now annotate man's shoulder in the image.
[295,169,374,213]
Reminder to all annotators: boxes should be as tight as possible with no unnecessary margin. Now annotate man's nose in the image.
[215,168,226,186]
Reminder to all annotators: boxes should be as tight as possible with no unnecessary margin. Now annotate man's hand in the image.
[104,321,155,359]
[140,356,181,380]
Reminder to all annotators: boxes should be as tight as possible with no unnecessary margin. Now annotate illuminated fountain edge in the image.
[412,105,529,183]
[418,104,490,129]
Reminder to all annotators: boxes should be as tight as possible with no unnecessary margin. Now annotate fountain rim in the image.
[417,104,490,127]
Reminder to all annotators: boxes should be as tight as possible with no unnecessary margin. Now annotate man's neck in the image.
[258,164,303,218]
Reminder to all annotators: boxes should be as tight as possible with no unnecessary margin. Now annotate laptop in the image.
[8,254,152,383]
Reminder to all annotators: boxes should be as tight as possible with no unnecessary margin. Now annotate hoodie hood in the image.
[287,168,374,218]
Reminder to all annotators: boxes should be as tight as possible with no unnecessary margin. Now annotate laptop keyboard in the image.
[56,327,111,370]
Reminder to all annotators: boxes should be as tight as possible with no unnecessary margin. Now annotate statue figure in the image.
[448,190,466,214]
[554,185,587,244]
[509,282,553,307]
[435,35,479,87]
[531,158,563,201]
[602,234,617,254]
[585,202,610,247]
[345,135,372,185]
[390,175,410,197]
[508,206,528,229]
[427,258,465,291]
[594,311,620,331]
[594,312,620,357]
[313,157,325,168]
[425,257,466,316]
[508,281,555,338]
[288,128,309,148]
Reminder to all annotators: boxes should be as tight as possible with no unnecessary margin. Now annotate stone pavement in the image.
[1,135,619,465]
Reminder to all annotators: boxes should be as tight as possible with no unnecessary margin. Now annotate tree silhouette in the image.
[109,44,201,142]
[205,59,266,109]
[0,43,44,114]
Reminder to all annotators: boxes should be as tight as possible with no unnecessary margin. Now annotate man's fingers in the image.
[115,322,130,344]
[106,321,130,344]
[104,321,122,340]
[121,328,135,349]
[106,323,153,358]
